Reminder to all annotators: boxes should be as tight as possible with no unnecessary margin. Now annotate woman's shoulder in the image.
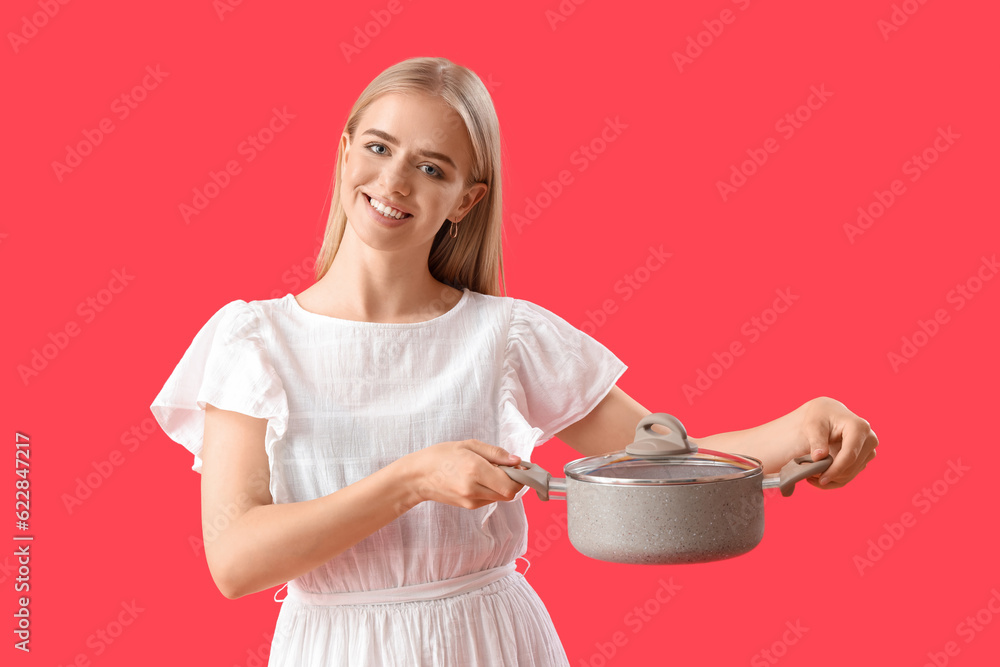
[207,293,288,312]
[198,294,291,342]
[462,287,520,321]
[467,291,573,329]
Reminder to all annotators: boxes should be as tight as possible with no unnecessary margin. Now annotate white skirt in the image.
[267,570,570,667]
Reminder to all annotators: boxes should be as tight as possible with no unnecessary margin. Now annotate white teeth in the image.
[368,196,409,220]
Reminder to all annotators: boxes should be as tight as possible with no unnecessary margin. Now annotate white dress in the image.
[150,287,627,666]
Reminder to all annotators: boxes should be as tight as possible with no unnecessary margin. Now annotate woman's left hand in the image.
[796,396,878,489]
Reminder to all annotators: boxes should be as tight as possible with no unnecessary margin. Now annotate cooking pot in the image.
[501,413,832,564]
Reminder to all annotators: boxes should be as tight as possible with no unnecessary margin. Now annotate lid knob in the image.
[625,413,697,458]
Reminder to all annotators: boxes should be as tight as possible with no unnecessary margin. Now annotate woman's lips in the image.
[364,193,413,218]
[364,194,413,227]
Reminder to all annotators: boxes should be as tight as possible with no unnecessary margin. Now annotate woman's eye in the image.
[366,143,442,178]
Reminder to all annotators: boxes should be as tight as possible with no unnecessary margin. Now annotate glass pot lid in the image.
[565,413,762,486]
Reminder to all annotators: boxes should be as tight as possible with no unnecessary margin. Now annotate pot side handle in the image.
[772,455,834,497]
[500,461,560,502]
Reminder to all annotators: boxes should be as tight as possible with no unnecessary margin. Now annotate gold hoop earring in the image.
[449,220,458,238]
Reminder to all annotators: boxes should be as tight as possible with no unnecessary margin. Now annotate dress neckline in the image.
[284,287,470,328]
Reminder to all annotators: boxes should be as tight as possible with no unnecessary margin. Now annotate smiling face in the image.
[339,92,487,254]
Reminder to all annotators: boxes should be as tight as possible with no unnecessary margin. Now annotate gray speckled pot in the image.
[502,413,832,565]
[565,473,764,564]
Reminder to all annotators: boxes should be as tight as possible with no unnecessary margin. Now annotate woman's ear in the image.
[452,182,489,222]
[340,132,352,160]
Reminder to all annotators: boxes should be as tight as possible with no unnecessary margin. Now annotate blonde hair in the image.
[314,57,508,297]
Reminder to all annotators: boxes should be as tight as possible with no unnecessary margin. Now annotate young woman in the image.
[150,57,878,666]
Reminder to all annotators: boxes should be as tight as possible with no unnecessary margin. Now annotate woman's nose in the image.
[379,159,411,195]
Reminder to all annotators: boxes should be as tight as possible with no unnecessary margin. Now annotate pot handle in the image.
[625,413,697,457]
[500,461,560,502]
[765,455,834,497]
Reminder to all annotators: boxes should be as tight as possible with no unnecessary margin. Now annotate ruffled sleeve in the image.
[149,300,289,476]
[500,298,628,461]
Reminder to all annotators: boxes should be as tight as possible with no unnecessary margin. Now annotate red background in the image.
[5,0,998,665]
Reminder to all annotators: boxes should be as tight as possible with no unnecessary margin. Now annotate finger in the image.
[473,481,509,502]
[806,476,845,490]
[803,416,832,462]
[820,418,869,485]
[858,433,877,468]
[475,463,526,500]
[866,429,879,458]
[857,430,877,465]
[825,454,873,488]
[464,440,520,466]
[450,483,506,509]
[470,478,526,506]
[806,439,876,491]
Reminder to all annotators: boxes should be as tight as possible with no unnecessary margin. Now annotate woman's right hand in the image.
[399,440,525,510]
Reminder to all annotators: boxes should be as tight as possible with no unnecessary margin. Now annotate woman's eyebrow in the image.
[361,128,457,170]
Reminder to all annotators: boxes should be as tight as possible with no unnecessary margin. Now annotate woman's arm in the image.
[555,388,877,486]
[690,396,878,484]
[686,401,812,473]
[552,385,653,457]
[200,404,523,600]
